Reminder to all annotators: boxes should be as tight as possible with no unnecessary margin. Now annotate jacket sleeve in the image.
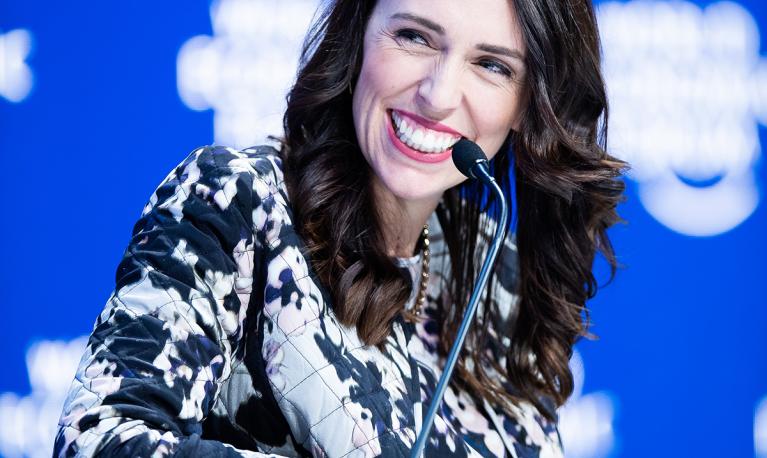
[54,146,290,457]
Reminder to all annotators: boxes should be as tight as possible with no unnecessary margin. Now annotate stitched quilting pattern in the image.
[54,145,563,457]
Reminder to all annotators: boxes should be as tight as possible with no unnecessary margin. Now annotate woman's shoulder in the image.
[137,143,292,244]
[150,143,292,220]
[175,143,285,186]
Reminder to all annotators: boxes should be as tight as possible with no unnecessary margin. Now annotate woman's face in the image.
[352,0,527,203]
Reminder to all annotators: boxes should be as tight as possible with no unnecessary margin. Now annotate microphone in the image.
[410,138,510,458]
[450,138,494,183]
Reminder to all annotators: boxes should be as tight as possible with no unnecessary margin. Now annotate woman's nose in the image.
[415,61,462,119]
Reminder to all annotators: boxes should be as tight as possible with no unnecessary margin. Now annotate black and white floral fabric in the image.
[54,145,563,457]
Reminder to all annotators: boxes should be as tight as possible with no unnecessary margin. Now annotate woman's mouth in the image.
[386,110,461,163]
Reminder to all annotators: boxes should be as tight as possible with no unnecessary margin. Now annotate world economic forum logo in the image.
[0,337,88,458]
[558,349,617,458]
[0,28,34,103]
[757,395,767,457]
[598,1,765,236]
[176,0,320,149]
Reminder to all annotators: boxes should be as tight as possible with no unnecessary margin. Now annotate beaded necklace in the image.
[413,224,430,315]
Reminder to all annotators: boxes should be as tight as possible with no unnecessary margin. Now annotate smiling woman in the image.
[54,0,626,457]
[351,0,527,255]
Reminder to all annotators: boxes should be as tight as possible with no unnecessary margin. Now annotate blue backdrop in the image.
[0,1,765,457]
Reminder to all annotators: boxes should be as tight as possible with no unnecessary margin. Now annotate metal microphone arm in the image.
[410,162,509,458]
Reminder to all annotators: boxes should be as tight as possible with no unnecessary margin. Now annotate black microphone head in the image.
[452,138,488,179]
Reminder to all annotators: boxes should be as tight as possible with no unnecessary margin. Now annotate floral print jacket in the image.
[54,145,563,457]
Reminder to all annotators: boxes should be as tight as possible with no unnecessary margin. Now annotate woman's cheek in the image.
[377,49,433,85]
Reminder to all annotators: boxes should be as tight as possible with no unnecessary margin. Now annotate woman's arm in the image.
[54,146,292,457]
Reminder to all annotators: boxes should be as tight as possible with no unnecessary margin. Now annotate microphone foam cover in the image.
[452,138,488,178]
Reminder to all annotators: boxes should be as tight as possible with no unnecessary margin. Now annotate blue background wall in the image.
[0,1,765,457]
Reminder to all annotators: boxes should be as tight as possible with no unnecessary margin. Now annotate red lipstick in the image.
[395,109,464,137]
[386,110,457,164]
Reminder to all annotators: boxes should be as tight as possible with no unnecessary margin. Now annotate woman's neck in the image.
[371,179,440,258]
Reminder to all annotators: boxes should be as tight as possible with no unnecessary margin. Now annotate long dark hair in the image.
[278,0,626,421]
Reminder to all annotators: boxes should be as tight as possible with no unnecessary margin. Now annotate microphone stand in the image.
[410,163,509,458]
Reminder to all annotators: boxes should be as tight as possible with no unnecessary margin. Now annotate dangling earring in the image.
[348,80,353,95]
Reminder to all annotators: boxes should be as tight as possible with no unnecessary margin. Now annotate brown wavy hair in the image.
[278,0,627,421]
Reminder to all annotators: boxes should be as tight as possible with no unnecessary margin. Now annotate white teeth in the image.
[423,132,436,153]
[411,128,424,146]
[390,111,460,154]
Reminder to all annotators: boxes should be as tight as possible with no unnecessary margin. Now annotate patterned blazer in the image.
[54,145,563,457]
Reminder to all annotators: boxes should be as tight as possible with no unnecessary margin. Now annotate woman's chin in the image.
[366,144,462,202]
[376,176,446,203]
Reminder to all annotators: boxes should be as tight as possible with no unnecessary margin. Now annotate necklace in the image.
[414,224,430,316]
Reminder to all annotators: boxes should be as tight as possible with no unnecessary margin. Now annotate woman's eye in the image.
[394,29,430,47]
[478,59,513,79]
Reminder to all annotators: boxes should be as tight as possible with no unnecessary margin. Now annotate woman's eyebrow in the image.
[389,12,524,63]
[389,12,445,35]
[477,43,525,63]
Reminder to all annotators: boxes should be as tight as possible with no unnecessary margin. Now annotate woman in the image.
[54,0,625,456]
